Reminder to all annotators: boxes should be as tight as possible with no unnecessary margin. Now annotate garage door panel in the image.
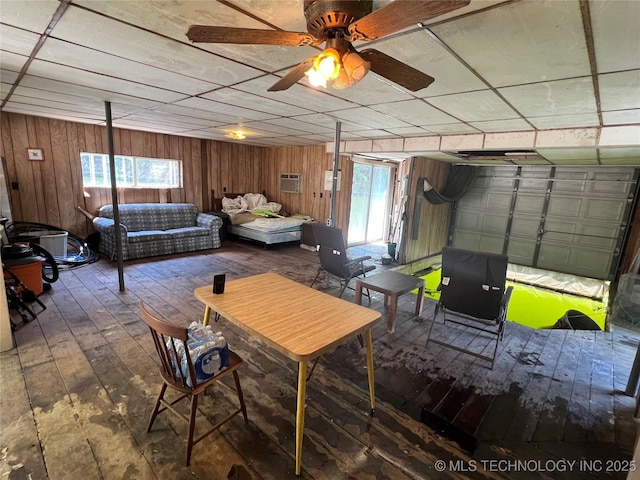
[450,166,636,280]
[544,220,619,248]
[585,198,628,221]
[511,216,540,236]
[482,214,509,234]
[507,238,536,265]
[547,196,582,217]
[538,243,613,279]
[514,194,545,214]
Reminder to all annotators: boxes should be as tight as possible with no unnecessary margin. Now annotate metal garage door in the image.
[451,166,638,280]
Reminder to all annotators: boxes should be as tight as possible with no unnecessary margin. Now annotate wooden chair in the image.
[309,223,375,298]
[140,301,248,465]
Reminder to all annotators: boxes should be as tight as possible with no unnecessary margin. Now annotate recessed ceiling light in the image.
[225,131,246,140]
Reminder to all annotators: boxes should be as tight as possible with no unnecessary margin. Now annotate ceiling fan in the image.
[186,0,470,92]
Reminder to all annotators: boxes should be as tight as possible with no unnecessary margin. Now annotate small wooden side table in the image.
[355,270,425,333]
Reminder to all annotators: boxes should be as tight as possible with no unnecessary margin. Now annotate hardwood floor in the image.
[2,239,639,479]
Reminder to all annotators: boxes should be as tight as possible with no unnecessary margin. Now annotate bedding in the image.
[215,192,313,245]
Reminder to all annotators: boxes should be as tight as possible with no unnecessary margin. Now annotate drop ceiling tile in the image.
[27,60,189,103]
[0,70,19,84]
[599,126,640,146]
[1,0,60,32]
[0,25,41,56]
[116,112,210,131]
[291,113,370,132]
[148,104,233,124]
[384,126,433,136]
[121,111,223,129]
[370,99,458,126]
[591,0,640,72]
[237,121,313,136]
[599,146,640,160]
[469,118,533,133]
[0,51,29,72]
[261,118,334,135]
[297,133,335,143]
[427,90,517,122]
[111,119,192,135]
[174,97,275,122]
[347,130,402,138]
[537,147,599,162]
[370,30,486,97]
[602,109,640,126]
[528,113,600,130]
[51,6,265,85]
[324,74,414,105]
[17,75,162,110]
[200,88,312,116]
[3,102,105,123]
[432,0,590,87]
[328,107,412,129]
[498,78,597,117]
[422,123,481,135]
[70,1,313,73]
[8,94,107,115]
[537,128,599,148]
[599,70,640,111]
[0,83,11,102]
[37,38,221,95]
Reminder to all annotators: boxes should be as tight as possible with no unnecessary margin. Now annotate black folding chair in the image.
[425,246,513,369]
[309,224,375,298]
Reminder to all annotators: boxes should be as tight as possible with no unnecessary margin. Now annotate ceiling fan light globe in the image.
[314,48,341,80]
[305,68,328,88]
[342,52,370,81]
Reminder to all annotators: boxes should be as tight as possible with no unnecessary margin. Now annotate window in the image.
[80,153,182,188]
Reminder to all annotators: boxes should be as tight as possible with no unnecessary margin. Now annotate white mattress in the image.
[228,224,302,245]
[239,216,309,233]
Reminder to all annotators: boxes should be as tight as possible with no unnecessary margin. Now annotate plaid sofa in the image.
[93,203,222,261]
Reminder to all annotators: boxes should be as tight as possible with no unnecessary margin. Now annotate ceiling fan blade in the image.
[268,58,316,92]
[348,0,471,40]
[359,49,434,92]
[186,26,317,46]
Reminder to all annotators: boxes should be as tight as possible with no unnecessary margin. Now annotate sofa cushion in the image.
[167,227,210,239]
[128,230,174,244]
[99,203,198,232]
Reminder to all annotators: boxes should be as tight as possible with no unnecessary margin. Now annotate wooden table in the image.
[194,273,381,476]
[355,270,425,333]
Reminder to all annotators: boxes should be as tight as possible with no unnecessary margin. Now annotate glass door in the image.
[348,162,392,246]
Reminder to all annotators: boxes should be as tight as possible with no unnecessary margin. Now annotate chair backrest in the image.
[310,224,351,278]
[439,246,509,320]
[140,301,197,389]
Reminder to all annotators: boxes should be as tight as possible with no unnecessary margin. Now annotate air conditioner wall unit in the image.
[280,173,302,193]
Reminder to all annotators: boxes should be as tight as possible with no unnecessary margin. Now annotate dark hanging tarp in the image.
[420,165,477,204]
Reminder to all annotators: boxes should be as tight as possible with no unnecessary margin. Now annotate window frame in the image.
[80,152,182,189]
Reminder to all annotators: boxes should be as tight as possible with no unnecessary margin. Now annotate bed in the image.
[212,192,313,246]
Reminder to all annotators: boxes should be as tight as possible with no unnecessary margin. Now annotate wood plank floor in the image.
[2,239,639,479]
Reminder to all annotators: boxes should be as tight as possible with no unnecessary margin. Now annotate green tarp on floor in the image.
[419,269,605,330]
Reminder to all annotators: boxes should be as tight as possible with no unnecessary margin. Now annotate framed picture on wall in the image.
[27,148,44,161]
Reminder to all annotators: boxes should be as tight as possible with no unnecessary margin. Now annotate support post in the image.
[328,121,341,227]
[105,101,125,292]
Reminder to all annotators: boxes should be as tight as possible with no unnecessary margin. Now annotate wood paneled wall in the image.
[398,156,451,265]
[0,113,352,239]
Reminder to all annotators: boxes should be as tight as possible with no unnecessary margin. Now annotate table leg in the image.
[415,283,425,318]
[202,306,211,326]
[354,281,363,305]
[386,294,398,333]
[365,329,376,415]
[295,361,308,476]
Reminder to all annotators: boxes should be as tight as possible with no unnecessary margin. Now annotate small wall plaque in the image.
[27,148,44,161]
